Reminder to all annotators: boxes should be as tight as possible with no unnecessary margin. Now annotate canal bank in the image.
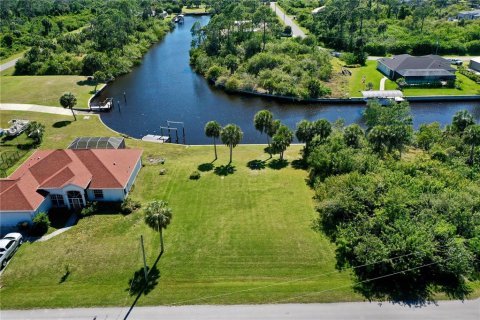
[94,15,480,145]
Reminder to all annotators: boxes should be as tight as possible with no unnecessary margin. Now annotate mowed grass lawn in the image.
[0,75,96,109]
[0,111,359,309]
[348,61,480,97]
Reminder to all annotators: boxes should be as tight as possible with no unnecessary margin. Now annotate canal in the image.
[98,16,480,145]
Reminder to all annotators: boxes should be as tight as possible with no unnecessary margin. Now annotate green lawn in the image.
[0,111,359,308]
[182,5,207,14]
[348,61,480,97]
[0,75,96,109]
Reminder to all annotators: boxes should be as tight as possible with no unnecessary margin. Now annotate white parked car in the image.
[0,233,23,270]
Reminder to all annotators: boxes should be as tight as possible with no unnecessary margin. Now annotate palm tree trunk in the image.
[229,144,233,164]
[159,228,164,255]
[214,137,217,160]
[470,144,475,166]
[70,107,76,121]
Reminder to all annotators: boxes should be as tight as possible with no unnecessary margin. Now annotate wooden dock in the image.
[141,134,171,144]
[90,98,113,112]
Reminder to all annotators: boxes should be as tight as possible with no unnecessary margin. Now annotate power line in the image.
[168,244,457,306]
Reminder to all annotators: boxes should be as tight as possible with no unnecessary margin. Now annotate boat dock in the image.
[141,135,171,144]
[90,98,113,112]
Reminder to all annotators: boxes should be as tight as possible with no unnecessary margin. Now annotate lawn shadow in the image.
[247,159,266,170]
[268,159,289,170]
[214,164,236,176]
[76,79,96,86]
[58,265,71,284]
[52,120,72,128]
[17,142,35,150]
[198,163,214,172]
[291,159,308,170]
[127,265,160,296]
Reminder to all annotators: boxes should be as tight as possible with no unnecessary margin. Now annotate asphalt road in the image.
[0,57,20,72]
[270,2,306,39]
[1,300,479,320]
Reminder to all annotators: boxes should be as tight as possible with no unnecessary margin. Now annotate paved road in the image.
[1,300,479,320]
[270,2,306,39]
[0,103,90,116]
[0,58,20,72]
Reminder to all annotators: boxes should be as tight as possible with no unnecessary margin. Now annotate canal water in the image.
[98,16,480,144]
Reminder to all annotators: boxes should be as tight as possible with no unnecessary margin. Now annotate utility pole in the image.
[140,235,148,283]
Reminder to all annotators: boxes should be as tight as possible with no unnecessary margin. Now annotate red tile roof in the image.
[0,149,142,212]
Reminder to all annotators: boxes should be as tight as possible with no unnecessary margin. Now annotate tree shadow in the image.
[268,159,289,170]
[58,265,71,284]
[127,265,160,296]
[52,120,72,128]
[214,164,236,176]
[17,142,35,150]
[247,159,266,170]
[76,79,96,86]
[198,163,214,172]
[291,159,308,170]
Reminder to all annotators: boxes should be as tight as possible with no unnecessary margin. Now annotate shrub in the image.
[79,202,98,217]
[31,212,50,236]
[121,198,142,214]
[190,171,201,180]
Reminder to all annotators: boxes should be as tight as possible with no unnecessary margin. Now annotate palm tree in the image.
[464,125,480,166]
[221,124,243,164]
[59,92,77,120]
[271,125,293,160]
[144,200,173,254]
[452,110,474,134]
[204,121,221,160]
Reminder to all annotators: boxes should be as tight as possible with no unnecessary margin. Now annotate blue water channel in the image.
[98,16,480,144]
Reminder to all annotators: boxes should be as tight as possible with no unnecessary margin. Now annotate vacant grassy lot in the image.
[0,75,96,109]
[182,5,207,14]
[347,61,480,97]
[0,111,361,309]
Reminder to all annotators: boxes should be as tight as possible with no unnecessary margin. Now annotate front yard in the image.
[0,111,359,308]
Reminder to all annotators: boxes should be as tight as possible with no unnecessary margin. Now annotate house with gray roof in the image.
[457,9,480,20]
[377,54,456,85]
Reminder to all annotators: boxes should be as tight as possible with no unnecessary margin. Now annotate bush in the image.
[190,171,201,180]
[121,198,141,214]
[31,212,50,236]
[79,202,98,217]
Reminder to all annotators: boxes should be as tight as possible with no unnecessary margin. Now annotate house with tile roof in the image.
[0,149,142,233]
[377,54,456,85]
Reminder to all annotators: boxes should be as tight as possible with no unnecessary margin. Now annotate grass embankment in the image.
[0,111,358,308]
[0,75,96,109]
[348,61,480,97]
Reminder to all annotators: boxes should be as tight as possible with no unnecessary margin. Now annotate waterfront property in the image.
[0,148,142,232]
[377,54,456,84]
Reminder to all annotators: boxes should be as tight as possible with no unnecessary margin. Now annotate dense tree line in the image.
[297,102,480,302]
[278,0,480,62]
[1,0,173,78]
[190,0,334,99]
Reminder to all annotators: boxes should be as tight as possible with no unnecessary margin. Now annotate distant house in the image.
[0,149,142,233]
[377,54,456,84]
[470,58,480,73]
[457,10,480,20]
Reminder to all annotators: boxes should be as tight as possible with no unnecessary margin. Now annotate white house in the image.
[0,149,142,233]
[469,58,480,73]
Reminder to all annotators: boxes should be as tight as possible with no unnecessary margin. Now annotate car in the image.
[448,58,463,66]
[0,239,17,269]
[0,233,23,270]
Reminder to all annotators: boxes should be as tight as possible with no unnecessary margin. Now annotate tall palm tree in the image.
[204,121,222,160]
[144,200,173,254]
[452,110,474,134]
[253,110,273,146]
[221,124,243,164]
[59,92,77,120]
[464,124,480,166]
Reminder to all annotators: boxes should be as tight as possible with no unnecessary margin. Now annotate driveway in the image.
[270,2,306,39]
[0,58,20,72]
[1,300,479,320]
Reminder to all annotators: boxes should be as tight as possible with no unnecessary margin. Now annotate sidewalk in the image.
[0,103,90,116]
[37,213,78,242]
[0,58,20,72]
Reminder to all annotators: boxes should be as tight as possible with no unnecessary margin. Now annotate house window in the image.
[51,194,65,207]
[93,190,104,199]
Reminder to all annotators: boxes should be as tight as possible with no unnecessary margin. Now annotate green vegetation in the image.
[182,4,207,14]
[278,0,480,60]
[0,75,95,108]
[0,110,359,308]
[297,102,480,303]
[190,0,334,100]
